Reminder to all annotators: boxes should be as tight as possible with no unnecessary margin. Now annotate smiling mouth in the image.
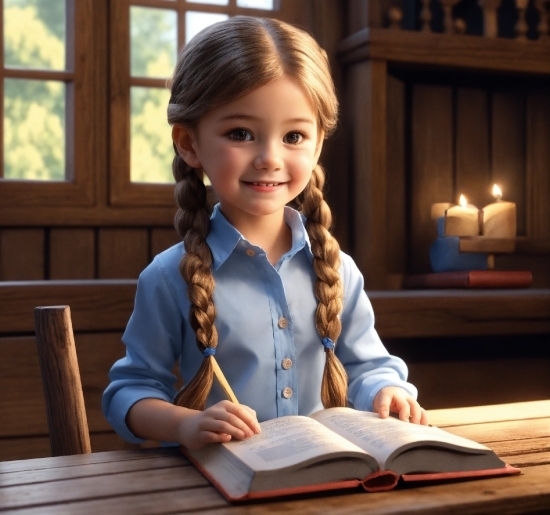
[251,182,281,187]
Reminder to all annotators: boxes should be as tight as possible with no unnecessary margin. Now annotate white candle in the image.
[444,195,481,236]
[482,184,516,238]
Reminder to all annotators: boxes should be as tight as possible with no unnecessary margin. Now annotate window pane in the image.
[237,0,273,9]
[4,0,66,70]
[131,7,177,78]
[186,0,228,5]
[131,87,173,184]
[186,11,228,44]
[4,79,65,181]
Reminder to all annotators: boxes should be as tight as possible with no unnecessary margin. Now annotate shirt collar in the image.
[206,204,313,270]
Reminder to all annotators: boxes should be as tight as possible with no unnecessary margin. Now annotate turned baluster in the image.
[535,0,550,41]
[388,6,404,29]
[479,0,502,37]
[440,0,462,34]
[420,0,432,31]
[515,0,530,40]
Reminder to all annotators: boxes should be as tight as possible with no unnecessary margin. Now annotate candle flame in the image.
[492,184,503,200]
[459,194,467,208]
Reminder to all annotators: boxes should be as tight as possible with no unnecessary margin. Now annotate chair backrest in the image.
[34,305,91,456]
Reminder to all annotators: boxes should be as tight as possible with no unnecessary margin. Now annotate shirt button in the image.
[278,317,288,329]
[245,249,255,257]
[282,387,293,399]
[282,358,293,370]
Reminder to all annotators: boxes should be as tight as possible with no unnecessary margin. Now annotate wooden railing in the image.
[384,0,549,40]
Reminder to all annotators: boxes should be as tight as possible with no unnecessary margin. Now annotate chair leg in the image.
[34,305,92,456]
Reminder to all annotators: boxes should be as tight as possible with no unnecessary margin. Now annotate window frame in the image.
[109,0,285,207]
[0,0,98,208]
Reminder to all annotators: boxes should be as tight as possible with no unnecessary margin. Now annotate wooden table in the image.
[1,400,549,514]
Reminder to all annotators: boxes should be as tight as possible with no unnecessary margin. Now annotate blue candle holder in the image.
[429,217,488,273]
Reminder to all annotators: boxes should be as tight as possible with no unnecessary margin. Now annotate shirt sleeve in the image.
[102,256,186,444]
[336,253,418,412]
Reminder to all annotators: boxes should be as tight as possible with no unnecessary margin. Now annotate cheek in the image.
[291,153,317,178]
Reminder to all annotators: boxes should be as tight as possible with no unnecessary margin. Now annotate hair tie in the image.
[203,347,216,357]
[321,337,334,350]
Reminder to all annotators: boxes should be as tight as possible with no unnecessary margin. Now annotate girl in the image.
[102,16,428,451]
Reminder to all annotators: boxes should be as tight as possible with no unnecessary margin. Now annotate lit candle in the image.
[444,195,481,236]
[431,202,454,220]
[481,184,517,238]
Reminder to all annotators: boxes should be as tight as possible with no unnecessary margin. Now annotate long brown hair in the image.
[168,16,346,410]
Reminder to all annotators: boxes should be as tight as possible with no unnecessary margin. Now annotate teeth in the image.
[253,182,279,186]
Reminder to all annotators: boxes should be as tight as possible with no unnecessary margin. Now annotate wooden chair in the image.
[34,305,91,456]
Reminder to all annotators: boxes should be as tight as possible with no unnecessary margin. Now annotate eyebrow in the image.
[217,113,315,125]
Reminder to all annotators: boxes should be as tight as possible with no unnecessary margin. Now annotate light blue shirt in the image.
[102,205,417,444]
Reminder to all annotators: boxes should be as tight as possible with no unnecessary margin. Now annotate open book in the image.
[181,407,519,501]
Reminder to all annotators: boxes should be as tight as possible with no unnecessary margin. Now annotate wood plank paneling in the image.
[491,92,526,235]
[368,289,550,337]
[150,228,180,259]
[526,91,550,240]
[0,280,136,333]
[0,229,45,280]
[385,74,406,285]
[347,59,388,288]
[1,281,548,338]
[50,228,95,279]
[406,357,550,410]
[410,84,454,274]
[98,228,148,278]
[455,88,491,209]
[0,333,125,438]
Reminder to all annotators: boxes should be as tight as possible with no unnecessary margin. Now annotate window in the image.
[0,0,98,208]
[110,0,280,206]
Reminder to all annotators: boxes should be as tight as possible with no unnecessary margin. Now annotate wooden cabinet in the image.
[337,2,550,290]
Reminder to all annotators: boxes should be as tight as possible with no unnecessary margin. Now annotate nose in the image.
[253,141,283,171]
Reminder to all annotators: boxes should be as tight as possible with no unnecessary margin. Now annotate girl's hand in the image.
[373,386,429,425]
[178,400,261,449]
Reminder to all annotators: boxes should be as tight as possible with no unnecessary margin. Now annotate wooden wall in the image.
[1,281,548,462]
[338,3,550,289]
[0,227,180,281]
[0,281,137,461]
[1,0,549,462]
[401,73,550,282]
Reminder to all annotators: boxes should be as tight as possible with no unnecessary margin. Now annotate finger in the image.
[420,408,430,426]
[206,403,260,438]
[199,416,253,440]
[375,391,392,418]
[199,431,232,444]
[390,398,411,422]
[409,401,423,425]
[220,402,261,433]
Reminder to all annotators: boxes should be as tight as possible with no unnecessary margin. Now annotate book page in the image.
[311,407,490,468]
[223,415,371,472]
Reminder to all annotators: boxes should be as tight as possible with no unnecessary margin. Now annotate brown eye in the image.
[228,129,251,141]
[284,132,304,145]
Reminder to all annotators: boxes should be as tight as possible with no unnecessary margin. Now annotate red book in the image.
[403,270,532,289]
[180,408,519,502]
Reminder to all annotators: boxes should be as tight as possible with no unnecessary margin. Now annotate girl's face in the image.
[174,75,323,230]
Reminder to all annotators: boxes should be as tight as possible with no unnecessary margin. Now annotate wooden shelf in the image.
[368,289,550,338]
[338,28,550,76]
[1,281,548,339]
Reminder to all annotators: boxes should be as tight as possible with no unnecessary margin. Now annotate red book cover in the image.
[181,447,520,502]
[403,270,532,289]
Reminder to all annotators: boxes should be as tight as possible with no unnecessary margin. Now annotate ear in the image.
[172,124,201,169]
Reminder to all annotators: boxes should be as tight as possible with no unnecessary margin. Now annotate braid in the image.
[172,155,218,411]
[298,165,348,408]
